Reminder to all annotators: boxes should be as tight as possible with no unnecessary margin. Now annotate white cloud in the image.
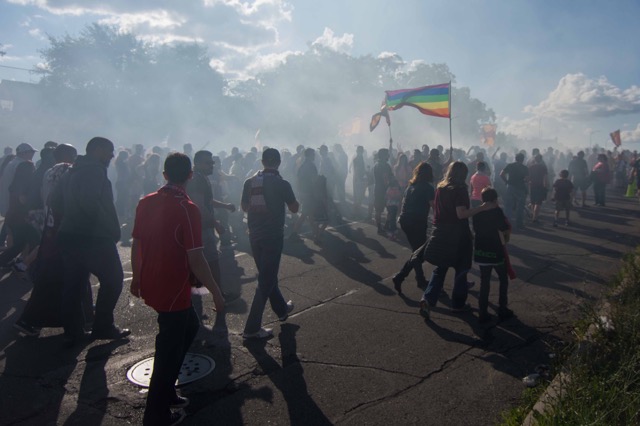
[28,28,47,40]
[311,28,353,54]
[524,73,640,120]
[99,10,186,31]
[245,50,300,75]
[622,123,640,144]
[7,0,299,83]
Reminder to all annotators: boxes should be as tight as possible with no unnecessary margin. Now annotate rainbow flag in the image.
[385,83,450,118]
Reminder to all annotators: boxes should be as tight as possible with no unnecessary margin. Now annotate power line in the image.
[0,64,40,72]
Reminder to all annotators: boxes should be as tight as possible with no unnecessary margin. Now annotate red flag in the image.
[610,129,621,147]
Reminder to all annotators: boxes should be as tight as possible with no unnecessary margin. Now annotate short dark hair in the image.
[515,153,525,162]
[86,137,113,154]
[53,144,77,163]
[262,148,281,167]
[481,187,498,202]
[193,150,213,165]
[164,152,192,184]
[559,169,569,178]
[477,161,487,172]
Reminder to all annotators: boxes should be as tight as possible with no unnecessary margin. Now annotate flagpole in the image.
[388,123,393,152]
[448,81,453,161]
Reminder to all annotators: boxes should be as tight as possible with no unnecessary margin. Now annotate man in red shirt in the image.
[130,153,225,426]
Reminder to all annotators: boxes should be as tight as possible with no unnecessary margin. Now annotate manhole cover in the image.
[127,353,215,387]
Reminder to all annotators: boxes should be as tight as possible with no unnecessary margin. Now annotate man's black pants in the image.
[144,306,199,426]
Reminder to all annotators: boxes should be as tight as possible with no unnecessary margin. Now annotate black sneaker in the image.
[170,395,190,409]
[392,274,404,294]
[278,300,294,321]
[416,278,428,290]
[13,320,41,337]
[419,300,430,320]
[498,308,515,321]
[478,312,492,324]
[91,325,131,340]
[451,303,472,313]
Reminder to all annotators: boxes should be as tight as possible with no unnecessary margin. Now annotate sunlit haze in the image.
[1,0,639,152]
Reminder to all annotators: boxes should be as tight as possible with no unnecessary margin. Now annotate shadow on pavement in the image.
[244,323,332,426]
[63,340,130,425]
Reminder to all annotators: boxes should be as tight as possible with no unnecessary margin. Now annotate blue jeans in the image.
[505,186,526,228]
[244,237,287,334]
[479,264,509,315]
[422,265,470,309]
[144,306,199,426]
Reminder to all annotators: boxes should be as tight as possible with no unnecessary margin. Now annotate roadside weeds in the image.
[500,247,640,426]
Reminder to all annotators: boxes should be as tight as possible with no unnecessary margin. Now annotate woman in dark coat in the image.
[419,161,495,319]
[392,162,435,293]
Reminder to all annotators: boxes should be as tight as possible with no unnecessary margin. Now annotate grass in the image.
[500,248,640,425]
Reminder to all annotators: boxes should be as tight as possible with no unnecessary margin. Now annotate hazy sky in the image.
[1,0,639,147]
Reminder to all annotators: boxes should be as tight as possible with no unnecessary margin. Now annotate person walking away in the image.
[25,146,56,235]
[419,161,496,319]
[492,152,509,200]
[568,151,589,207]
[350,146,367,218]
[332,143,348,205]
[500,153,529,229]
[13,144,82,337]
[528,154,549,224]
[384,177,402,240]
[391,162,435,292]
[186,150,237,308]
[552,169,574,227]
[394,153,412,190]
[131,152,225,426]
[0,143,39,271]
[591,153,611,206]
[290,148,317,240]
[469,161,491,208]
[472,187,514,324]
[427,149,444,183]
[241,148,299,340]
[50,137,130,346]
[373,148,393,235]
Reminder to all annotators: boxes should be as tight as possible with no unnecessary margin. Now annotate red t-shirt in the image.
[132,185,203,312]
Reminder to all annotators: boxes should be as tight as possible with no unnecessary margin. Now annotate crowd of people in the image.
[1,136,638,424]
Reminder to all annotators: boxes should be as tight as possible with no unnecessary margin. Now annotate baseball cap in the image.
[16,143,37,154]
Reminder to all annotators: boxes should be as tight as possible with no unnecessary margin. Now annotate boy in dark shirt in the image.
[472,187,513,323]
[552,169,574,227]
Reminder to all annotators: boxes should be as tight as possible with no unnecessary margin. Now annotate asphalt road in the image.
[2,189,640,426]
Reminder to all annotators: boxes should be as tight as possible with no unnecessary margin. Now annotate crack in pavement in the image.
[299,359,423,379]
[335,345,477,423]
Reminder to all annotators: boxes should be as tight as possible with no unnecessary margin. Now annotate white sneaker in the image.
[242,328,273,340]
[279,300,294,321]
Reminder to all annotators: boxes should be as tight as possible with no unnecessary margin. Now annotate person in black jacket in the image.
[392,162,435,293]
[50,137,130,346]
